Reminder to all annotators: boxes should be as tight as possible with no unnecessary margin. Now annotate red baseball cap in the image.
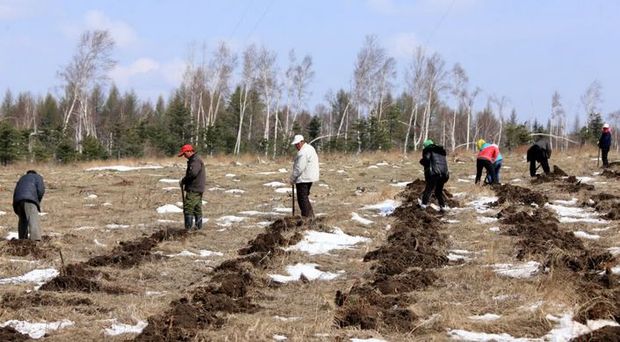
[178,144,194,157]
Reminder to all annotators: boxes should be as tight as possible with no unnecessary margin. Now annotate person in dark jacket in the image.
[527,136,552,177]
[178,144,206,230]
[599,123,612,168]
[13,170,45,240]
[419,139,450,211]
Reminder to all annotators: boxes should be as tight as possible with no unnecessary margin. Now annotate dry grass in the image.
[0,148,618,341]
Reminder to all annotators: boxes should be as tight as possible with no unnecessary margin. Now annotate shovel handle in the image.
[291,183,295,216]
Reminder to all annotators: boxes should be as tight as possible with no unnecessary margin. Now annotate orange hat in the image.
[178,144,194,157]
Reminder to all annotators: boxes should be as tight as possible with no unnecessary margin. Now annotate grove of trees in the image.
[0,30,617,164]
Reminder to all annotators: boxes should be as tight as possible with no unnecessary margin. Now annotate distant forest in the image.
[0,30,617,164]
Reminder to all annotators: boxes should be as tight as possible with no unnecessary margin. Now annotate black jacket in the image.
[419,145,449,179]
[182,154,206,193]
[13,172,45,212]
[599,131,612,149]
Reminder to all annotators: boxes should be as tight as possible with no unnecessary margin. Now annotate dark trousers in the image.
[422,175,447,207]
[476,159,496,184]
[601,147,610,167]
[528,145,550,176]
[296,182,314,218]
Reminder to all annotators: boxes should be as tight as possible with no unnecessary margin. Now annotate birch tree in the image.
[234,45,257,155]
[59,30,115,152]
[421,52,447,142]
[206,42,236,126]
[404,47,427,154]
[550,91,566,150]
[450,63,468,152]
[255,46,278,154]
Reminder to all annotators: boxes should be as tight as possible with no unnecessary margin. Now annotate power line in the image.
[244,0,276,44]
[423,0,456,47]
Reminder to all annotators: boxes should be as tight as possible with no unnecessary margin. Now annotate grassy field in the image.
[0,146,619,341]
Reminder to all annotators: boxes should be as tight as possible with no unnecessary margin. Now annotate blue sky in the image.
[1,0,619,124]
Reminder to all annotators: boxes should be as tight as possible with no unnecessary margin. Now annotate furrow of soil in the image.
[334,179,455,333]
[134,216,312,341]
[39,227,187,294]
[530,165,595,192]
[491,184,620,340]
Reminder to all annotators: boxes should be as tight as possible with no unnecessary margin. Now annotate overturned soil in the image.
[571,325,620,342]
[1,292,93,309]
[602,169,620,179]
[529,166,596,192]
[493,184,548,207]
[589,193,620,220]
[0,326,28,342]
[530,165,569,184]
[0,238,52,259]
[400,179,460,208]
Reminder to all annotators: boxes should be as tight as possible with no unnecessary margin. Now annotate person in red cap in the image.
[178,144,206,230]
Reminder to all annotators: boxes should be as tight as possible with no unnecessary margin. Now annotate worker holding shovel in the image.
[599,123,612,168]
[289,135,319,218]
[178,144,206,230]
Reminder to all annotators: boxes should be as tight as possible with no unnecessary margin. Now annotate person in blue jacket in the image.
[478,139,503,184]
[13,170,45,240]
[599,123,612,168]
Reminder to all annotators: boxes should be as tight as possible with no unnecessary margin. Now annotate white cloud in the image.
[161,58,186,85]
[110,58,160,86]
[83,10,137,47]
[0,0,41,20]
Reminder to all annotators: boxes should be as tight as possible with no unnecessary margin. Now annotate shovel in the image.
[291,183,295,216]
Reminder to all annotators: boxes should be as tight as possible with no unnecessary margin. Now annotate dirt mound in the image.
[530,166,568,184]
[561,177,595,192]
[0,238,51,258]
[372,269,438,294]
[602,169,620,179]
[0,326,28,342]
[493,184,548,207]
[400,179,460,207]
[238,217,307,259]
[1,292,92,309]
[589,193,620,220]
[571,326,620,342]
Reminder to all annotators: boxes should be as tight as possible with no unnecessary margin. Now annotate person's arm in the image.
[419,150,431,167]
[290,151,307,183]
[36,176,45,202]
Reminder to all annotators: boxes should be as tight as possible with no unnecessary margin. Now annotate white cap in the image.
[603,123,610,128]
[291,134,304,145]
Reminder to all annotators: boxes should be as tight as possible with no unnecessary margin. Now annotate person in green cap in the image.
[419,139,450,211]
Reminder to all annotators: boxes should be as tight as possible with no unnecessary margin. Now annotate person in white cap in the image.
[289,134,319,218]
[599,123,612,168]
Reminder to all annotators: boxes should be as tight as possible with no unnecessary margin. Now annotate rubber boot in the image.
[194,216,202,230]
[184,215,194,230]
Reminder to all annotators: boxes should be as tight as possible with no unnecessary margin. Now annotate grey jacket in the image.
[534,139,552,158]
[13,172,45,212]
[182,154,206,193]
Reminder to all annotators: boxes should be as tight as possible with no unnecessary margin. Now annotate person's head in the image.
[178,144,195,158]
[603,123,610,132]
[476,139,486,150]
[26,170,37,175]
[423,139,434,149]
[291,134,305,151]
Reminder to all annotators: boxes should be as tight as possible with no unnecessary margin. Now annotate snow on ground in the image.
[275,187,292,193]
[511,178,522,182]
[0,268,59,286]
[166,250,223,258]
[159,178,179,183]
[477,216,498,224]
[546,204,608,224]
[269,263,341,283]
[367,165,379,169]
[208,186,225,191]
[0,319,74,339]
[468,313,501,321]
[544,313,620,341]
[287,228,370,255]
[104,320,148,336]
[273,207,292,213]
[443,219,460,224]
[573,231,601,240]
[608,247,620,256]
[319,183,329,188]
[576,176,595,184]
[238,210,266,216]
[256,171,277,175]
[361,199,400,216]
[491,261,541,278]
[489,226,500,232]
[278,168,287,173]
[552,198,578,206]
[5,231,18,240]
[94,239,106,247]
[225,189,245,194]
[457,179,471,183]
[468,197,499,214]
[264,181,287,187]
[273,316,301,322]
[85,194,98,199]
[336,170,346,174]
[156,204,183,214]
[273,334,288,341]
[225,173,236,177]
[351,212,374,225]
[447,329,533,341]
[162,187,179,191]
[85,165,162,172]
[216,215,246,227]
[105,224,130,229]
[390,181,410,187]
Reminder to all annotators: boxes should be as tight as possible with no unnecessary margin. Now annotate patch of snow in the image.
[0,268,59,286]
[592,226,611,232]
[5,231,18,240]
[156,204,183,214]
[264,181,287,187]
[157,219,178,223]
[103,202,112,206]
[239,210,266,216]
[159,179,179,183]
[468,313,501,321]
[275,187,292,193]
[273,207,292,213]
[0,319,74,339]
[273,316,301,321]
[257,221,273,227]
[319,183,329,188]
[447,329,531,341]
[443,219,460,224]
[256,171,277,175]
[287,228,369,255]
[544,313,620,341]
[390,181,410,187]
[145,291,164,296]
[521,301,544,312]
[278,168,287,173]
[452,192,465,198]
[607,247,620,256]
[351,212,374,225]
[94,239,106,247]
[610,267,620,275]
[491,261,541,278]
[448,253,471,262]
[105,224,130,229]
[86,165,162,172]
[273,335,288,341]
[85,194,98,199]
[225,189,245,194]
[457,178,471,183]
[39,212,47,216]
[468,197,498,214]
[361,199,400,216]
[576,176,594,184]
[208,186,225,191]
[104,320,148,336]
[269,263,341,283]
[477,216,498,224]
[552,198,578,206]
[367,165,379,169]
[511,178,522,183]
[573,231,600,240]
[225,173,236,178]
[546,204,608,224]
[162,187,179,191]
[216,215,245,227]
[336,170,346,174]
[489,226,500,232]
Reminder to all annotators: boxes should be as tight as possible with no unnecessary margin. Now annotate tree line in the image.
[0,31,617,165]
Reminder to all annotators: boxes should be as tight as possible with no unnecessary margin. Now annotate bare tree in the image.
[404,47,427,154]
[206,42,236,126]
[255,46,278,155]
[465,87,481,151]
[450,63,468,152]
[581,80,602,118]
[421,52,447,142]
[234,45,257,155]
[284,50,314,137]
[59,30,115,152]
[550,91,566,150]
[489,95,508,146]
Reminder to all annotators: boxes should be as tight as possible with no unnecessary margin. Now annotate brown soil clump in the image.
[400,179,460,207]
[1,292,92,309]
[602,169,620,179]
[372,269,438,294]
[0,238,52,259]
[493,184,548,207]
[561,177,595,192]
[530,166,568,184]
[0,326,28,342]
[571,326,620,342]
[589,192,620,220]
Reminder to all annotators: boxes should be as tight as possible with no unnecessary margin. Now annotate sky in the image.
[0,0,619,124]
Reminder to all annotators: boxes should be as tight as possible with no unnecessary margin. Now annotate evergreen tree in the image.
[81,135,109,160]
[0,122,22,165]
[587,111,604,144]
[306,116,321,147]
